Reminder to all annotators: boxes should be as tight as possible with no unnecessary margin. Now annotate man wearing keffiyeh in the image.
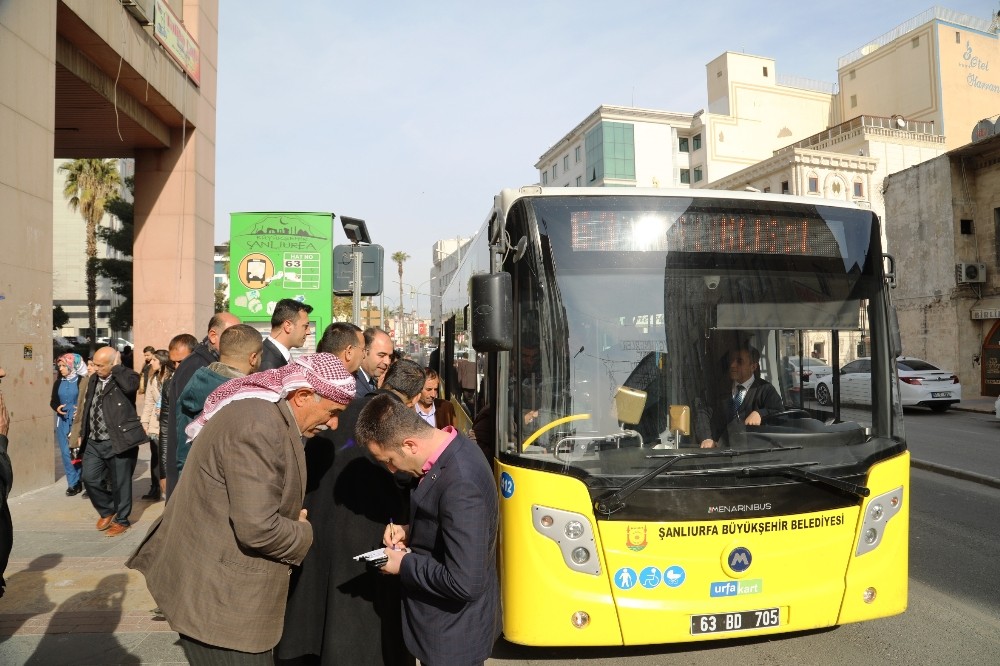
[127,353,356,662]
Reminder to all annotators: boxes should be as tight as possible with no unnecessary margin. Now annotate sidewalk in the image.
[953,396,998,414]
[0,445,185,665]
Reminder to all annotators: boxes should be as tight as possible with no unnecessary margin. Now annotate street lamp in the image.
[339,216,370,326]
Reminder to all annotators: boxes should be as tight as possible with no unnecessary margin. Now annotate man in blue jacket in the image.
[356,394,500,666]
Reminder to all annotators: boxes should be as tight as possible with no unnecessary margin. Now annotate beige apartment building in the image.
[1,0,217,493]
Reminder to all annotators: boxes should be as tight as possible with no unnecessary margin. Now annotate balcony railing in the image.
[775,115,941,155]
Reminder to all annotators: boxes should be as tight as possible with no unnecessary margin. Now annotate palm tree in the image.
[59,159,122,352]
[391,251,409,345]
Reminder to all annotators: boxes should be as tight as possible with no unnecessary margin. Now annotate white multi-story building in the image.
[429,236,471,336]
[52,158,134,341]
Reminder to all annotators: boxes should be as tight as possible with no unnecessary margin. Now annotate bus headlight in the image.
[564,520,584,539]
[863,587,877,603]
[856,486,903,556]
[571,611,590,628]
[532,505,601,575]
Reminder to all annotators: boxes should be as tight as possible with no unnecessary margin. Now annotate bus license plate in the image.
[931,391,951,398]
[691,607,780,634]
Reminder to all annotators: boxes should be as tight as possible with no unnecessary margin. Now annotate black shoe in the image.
[81,488,88,498]
[141,489,161,501]
[65,483,82,497]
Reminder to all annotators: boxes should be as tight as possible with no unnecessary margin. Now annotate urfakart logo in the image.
[710,578,762,597]
[707,503,772,514]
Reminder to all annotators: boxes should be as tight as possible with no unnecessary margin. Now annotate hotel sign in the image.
[153,0,201,85]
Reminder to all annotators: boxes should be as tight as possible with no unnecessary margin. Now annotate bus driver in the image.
[696,344,783,448]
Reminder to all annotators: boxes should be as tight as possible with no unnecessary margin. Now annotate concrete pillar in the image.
[132,0,218,349]
[0,0,58,493]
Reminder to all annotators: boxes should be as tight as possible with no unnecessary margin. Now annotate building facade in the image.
[2,0,217,493]
[885,131,1000,398]
[430,236,471,336]
[837,7,1000,151]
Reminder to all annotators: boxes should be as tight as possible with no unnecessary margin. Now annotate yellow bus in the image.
[435,187,908,646]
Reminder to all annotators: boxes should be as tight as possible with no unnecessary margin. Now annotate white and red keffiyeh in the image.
[184,352,355,442]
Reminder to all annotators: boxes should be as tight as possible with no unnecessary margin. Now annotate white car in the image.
[995,395,1000,420]
[785,357,833,398]
[815,356,961,412]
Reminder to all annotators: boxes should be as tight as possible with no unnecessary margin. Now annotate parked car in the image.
[815,356,961,412]
[994,395,1000,421]
[784,356,833,399]
[96,336,133,352]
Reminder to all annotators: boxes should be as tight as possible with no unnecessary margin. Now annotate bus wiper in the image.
[666,462,870,500]
[762,463,870,499]
[593,446,801,516]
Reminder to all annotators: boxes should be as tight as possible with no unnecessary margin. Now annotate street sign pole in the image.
[352,244,363,326]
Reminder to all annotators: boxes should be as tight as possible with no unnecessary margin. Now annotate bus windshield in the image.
[499,193,904,488]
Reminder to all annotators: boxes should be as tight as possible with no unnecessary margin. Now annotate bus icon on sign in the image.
[728,547,752,572]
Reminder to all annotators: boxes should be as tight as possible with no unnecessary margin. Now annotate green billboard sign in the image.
[229,212,334,351]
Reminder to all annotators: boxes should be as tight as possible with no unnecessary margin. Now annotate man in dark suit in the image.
[355,327,393,398]
[164,312,239,498]
[357,394,500,666]
[696,344,784,448]
[259,298,314,371]
[415,368,457,429]
[79,346,142,537]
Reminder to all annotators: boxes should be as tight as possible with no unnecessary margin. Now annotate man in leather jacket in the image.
[79,347,141,537]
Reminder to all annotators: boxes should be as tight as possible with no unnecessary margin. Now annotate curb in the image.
[911,458,1000,491]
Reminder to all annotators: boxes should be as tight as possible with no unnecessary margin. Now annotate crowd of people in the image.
[47,300,498,665]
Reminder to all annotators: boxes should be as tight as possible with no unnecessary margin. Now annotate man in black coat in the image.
[696,344,784,448]
[276,359,426,666]
[357,394,501,666]
[164,313,239,498]
[79,347,141,536]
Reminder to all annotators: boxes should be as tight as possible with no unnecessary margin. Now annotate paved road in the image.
[904,407,1000,479]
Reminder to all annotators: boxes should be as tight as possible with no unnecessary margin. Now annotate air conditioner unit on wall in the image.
[120,0,153,25]
[955,262,987,284]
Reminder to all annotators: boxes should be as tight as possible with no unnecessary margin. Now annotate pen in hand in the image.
[389,518,397,550]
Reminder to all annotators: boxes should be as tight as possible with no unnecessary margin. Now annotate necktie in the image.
[370,376,378,391]
[732,385,746,420]
[90,379,110,440]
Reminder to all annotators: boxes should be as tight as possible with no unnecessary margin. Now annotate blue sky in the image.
[215,1,997,316]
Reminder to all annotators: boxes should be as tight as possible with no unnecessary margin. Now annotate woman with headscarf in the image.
[50,353,86,495]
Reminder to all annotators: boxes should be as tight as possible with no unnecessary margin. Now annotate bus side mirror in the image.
[470,273,513,352]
